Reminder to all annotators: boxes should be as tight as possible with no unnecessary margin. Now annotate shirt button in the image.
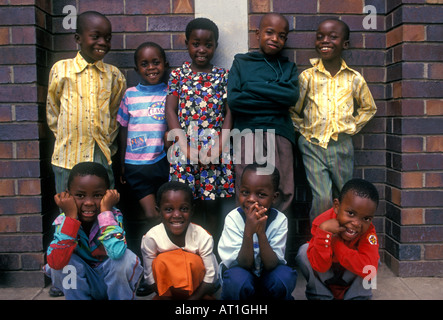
[326,234,331,238]
[325,239,329,243]
[325,245,329,248]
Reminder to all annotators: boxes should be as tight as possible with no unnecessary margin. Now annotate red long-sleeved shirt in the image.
[306,208,379,278]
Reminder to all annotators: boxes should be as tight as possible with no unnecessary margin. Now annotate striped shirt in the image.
[46,52,126,169]
[291,58,377,149]
[117,83,167,164]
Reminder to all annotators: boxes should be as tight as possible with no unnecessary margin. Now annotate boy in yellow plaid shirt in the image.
[291,19,377,223]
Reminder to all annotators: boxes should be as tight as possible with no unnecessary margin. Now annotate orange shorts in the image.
[152,249,206,298]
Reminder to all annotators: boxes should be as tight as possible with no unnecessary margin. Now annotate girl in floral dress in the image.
[165,18,234,237]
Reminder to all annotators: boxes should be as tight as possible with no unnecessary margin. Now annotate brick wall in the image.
[0,0,53,287]
[0,0,442,287]
[384,0,443,276]
[249,0,388,264]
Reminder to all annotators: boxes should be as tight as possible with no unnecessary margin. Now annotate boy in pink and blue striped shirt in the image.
[117,42,170,225]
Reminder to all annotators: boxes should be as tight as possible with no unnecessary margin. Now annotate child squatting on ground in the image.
[46,11,126,194]
[141,181,219,300]
[291,18,377,223]
[295,178,380,300]
[218,164,297,300]
[44,162,143,300]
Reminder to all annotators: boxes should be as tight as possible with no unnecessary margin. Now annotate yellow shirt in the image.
[291,58,377,149]
[46,52,126,169]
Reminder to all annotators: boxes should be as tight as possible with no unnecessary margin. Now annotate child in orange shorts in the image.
[140,181,218,299]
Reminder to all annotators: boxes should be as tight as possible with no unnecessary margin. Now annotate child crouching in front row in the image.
[44,162,143,300]
[141,181,218,300]
[296,178,380,300]
[218,164,297,300]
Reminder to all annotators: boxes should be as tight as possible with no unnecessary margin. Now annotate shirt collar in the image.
[309,57,356,77]
[73,51,106,73]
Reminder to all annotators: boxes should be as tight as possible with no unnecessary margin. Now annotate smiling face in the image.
[256,13,289,56]
[158,190,193,246]
[68,174,107,225]
[186,29,216,73]
[315,19,349,64]
[75,15,112,63]
[333,191,377,242]
[135,46,167,85]
[238,169,279,214]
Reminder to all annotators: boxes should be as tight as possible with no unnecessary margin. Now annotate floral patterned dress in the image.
[167,62,234,200]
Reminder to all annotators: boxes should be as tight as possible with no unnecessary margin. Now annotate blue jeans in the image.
[44,250,143,300]
[221,265,297,300]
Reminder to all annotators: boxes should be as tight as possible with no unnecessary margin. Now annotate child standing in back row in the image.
[227,13,299,214]
[165,17,234,238]
[117,42,170,296]
[117,42,169,225]
[46,11,126,193]
[291,19,377,223]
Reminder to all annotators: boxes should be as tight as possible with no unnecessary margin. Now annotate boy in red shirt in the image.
[296,178,379,300]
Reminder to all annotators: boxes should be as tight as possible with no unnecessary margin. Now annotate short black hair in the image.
[320,18,350,41]
[156,181,194,206]
[185,17,219,43]
[67,162,110,190]
[259,12,289,32]
[76,11,110,35]
[339,179,379,207]
[134,41,167,66]
[241,163,280,192]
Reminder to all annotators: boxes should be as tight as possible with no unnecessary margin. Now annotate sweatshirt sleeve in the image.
[46,215,81,270]
[97,209,127,260]
[306,226,334,273]
[197,228,218,284]
[140,231,158,285]
[227,57,299,115]
[332,228,380,278]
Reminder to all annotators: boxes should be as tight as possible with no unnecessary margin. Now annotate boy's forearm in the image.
[237,234,255,269]
[257,233,279,270]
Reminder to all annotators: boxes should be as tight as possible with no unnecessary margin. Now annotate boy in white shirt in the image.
[218,163,297,300]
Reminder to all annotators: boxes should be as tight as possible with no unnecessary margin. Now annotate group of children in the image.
[44,10,379,301]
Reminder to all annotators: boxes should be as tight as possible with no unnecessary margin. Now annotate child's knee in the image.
[106,249,140,278]
[261,265,297,300]
[221,266,255,300]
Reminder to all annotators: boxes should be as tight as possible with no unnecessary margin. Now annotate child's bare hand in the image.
[100,189,120,212]
[245,203,267,236]
[319,218,346,235]
[54,192,78,219]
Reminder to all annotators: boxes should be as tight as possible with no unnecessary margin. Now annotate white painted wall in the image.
[194,0,249,70]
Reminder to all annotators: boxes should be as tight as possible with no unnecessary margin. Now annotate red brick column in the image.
[0,1,52,286]
[384,0,443,276]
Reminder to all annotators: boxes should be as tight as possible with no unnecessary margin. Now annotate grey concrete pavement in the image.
[0,263,442,300]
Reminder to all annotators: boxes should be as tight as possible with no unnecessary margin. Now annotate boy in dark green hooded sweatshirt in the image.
[227,13,299,214]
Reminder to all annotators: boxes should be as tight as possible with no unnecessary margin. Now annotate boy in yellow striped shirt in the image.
[291,19,377,223]
[46,11,126,194]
